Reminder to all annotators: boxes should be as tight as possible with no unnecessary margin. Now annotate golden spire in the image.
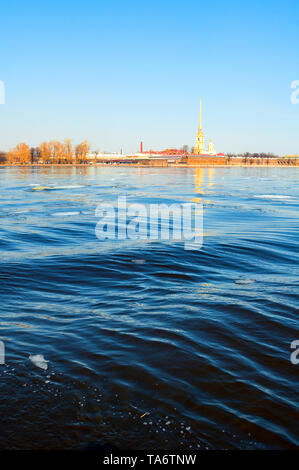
[194,97,205,154]
[199,97,202,129]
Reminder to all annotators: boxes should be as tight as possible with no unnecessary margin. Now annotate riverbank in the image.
[1,159,299,168]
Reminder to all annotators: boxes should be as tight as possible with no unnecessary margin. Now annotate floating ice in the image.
[31,186,52,191]
[52,185,84,189]
[51,212,80,217]
[254,195,294,200]
[235,279,256,285]
[29,354,48,370]
[31,185,84,191]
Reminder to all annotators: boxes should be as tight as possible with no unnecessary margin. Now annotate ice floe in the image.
[235,279,256,285]
[29,354,48,370]
[254,195,295,200]
[51,212,80,217]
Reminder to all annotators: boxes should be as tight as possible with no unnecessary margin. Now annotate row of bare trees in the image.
[226,152,278,159]
[5,140,91,164]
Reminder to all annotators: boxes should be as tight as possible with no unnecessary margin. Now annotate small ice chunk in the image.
[29,354,48,370]
[235,279,255,285]
[254,194,294,200]
[52,212,80,217]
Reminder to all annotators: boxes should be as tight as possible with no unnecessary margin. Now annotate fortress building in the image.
[193,98,217,156]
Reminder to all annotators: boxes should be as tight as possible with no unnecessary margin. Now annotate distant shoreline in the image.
[1,161,299,168]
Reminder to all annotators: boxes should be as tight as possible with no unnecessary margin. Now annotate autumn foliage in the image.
[75,141,90,164]
[5,140,91,164]
[7,143,32,164]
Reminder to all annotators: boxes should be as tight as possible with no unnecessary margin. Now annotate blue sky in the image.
[0,0,298,154]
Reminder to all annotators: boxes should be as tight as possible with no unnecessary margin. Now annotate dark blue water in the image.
[0,166,298,449]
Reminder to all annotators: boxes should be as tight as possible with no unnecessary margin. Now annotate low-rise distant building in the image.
[87,152,125,162]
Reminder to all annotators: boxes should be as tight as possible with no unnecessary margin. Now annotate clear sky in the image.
[0,0,298,154]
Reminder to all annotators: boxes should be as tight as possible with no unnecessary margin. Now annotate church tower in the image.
[208,138,215,154]
[193,97,205,154]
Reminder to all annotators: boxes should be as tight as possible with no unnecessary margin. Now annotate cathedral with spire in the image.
[193,98,216,155]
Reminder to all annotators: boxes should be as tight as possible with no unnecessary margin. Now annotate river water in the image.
[0,166,298,449]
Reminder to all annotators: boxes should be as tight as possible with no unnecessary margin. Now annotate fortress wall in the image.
[187,156,227,165]
[142,159,169,166]
[186,156,299,166]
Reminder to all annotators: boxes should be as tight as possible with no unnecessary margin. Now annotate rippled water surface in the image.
[0,166,298,449]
